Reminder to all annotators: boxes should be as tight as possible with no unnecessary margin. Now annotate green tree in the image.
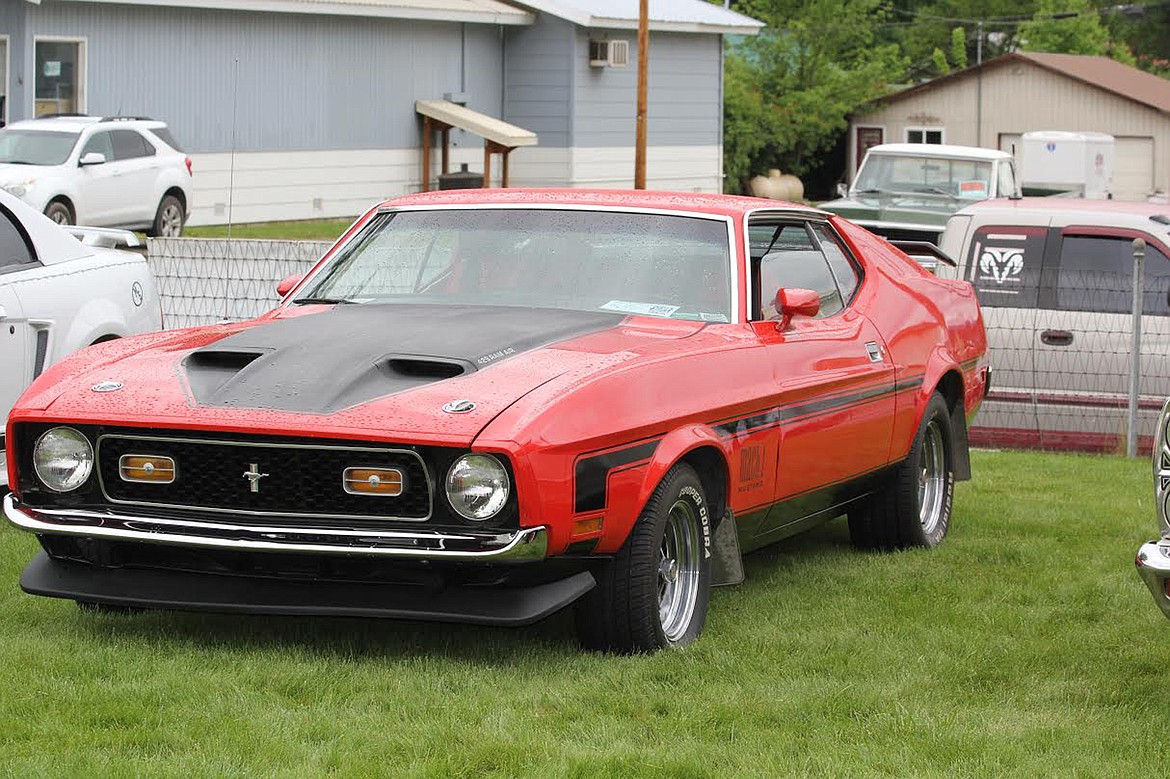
[1017,0,1111,55]
[951,26,968,69]
[720,0,906,193]
[931,47,951,74]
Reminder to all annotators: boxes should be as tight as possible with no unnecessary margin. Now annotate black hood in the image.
[183,304,624,414]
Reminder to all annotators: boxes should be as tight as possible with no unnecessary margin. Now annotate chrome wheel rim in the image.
[49,209,69,225]
[658,497,701,642]
[159,202,183,237]
[918,420,946,534]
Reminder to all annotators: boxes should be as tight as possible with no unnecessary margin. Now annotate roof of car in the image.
[955,196,1170,232]
[5,116,166,131]
[379,188,827,218]
[865,143,1013,161]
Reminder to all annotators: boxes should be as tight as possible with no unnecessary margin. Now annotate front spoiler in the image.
[1136,540,1170,619]
[20,551,595,627]
[4,493,547,562]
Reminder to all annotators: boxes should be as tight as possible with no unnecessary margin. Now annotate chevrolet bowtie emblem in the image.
[242,463,269,493]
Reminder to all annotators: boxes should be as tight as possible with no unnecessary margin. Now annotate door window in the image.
[810,223,861,303]
[34,40,84,117]
[751,221,844,319]
[1055,234,1170,316]
[80,130,114,161]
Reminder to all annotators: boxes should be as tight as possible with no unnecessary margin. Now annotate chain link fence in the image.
[146,238,1161,455]
[148,238,333,330]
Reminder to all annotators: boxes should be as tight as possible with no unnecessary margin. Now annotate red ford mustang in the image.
[4,190,988,653]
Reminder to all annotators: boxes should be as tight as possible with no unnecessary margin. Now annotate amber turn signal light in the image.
[572,516,604,537]
[119,454,177,484]
[343,467,404,496]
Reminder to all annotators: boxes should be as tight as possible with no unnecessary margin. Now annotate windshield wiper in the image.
[291,296,354,305]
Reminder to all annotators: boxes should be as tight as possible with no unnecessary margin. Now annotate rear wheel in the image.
[150,194,185,237]
[575,463,712,653]
[848,392,954,550]
[44,200,73,226]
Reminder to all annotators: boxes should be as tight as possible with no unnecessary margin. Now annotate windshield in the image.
[297,209,733,323]
[0,129,81,165]
[854,154,994,199]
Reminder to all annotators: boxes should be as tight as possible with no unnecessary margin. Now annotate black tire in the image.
[44,200,73,226]
[575,463,713,653]
[848,392,954,550]
[149,194,185,237]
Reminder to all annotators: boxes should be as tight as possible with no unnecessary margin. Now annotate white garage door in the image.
[1113,136,1154,201]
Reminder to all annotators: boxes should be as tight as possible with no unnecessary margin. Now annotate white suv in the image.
[0,115,192,236]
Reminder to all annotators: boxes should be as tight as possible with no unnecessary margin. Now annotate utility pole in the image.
[635,0,648,189]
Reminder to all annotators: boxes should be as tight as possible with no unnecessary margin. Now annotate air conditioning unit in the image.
[589,39,630,68]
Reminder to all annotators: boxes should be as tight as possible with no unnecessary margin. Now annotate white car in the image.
[0,115,192,236]
[0,188,162,486]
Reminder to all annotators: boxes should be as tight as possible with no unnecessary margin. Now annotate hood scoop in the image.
[181,304,623,414]
[184,349,268,402]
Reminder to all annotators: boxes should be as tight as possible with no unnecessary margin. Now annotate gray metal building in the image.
[0,0,760,224]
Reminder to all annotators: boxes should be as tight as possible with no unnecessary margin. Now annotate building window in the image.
[34,39,85,117]
[906,127,943,144]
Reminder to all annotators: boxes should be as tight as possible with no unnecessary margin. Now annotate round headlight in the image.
[33,427,94,492]
[445,454,510,521]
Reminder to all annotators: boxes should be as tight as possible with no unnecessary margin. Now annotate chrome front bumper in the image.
[3,493,547,562]
[1136,539,1170,619]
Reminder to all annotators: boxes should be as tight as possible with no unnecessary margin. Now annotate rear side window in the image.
[111,130,155,160]
[966,225,1046,308]
[1056,234,1170,316]
[0,208,35,269]
[147,127,184,152]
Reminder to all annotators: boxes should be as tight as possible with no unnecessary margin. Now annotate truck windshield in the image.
[855,154,994,200]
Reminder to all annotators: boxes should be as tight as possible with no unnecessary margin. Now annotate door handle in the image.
[1040,329,1074,346]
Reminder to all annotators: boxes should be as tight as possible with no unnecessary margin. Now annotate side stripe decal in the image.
[574,439,660,513]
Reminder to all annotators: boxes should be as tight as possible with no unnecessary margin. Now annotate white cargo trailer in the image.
[1020,131,1115,199]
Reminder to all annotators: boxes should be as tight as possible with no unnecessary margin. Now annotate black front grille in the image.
[97,434,431,520]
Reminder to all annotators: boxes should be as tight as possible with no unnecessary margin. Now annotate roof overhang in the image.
[47,0,535,25]
[515,1,763,35]
[416,100,537,148]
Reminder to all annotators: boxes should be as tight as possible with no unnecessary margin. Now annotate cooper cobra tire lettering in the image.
[575,463,712,653]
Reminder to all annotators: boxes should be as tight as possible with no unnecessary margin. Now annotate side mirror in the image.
[276,273,304,298]
[79,152,106,166]
[774,288,820,330]
[836,182,848,198]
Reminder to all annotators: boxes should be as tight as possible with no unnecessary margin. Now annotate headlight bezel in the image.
[444,453,511,522]
[32,426,95,493]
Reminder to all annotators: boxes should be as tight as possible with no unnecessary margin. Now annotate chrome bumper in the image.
[1136,539,1170,619]
[3,493,547,562]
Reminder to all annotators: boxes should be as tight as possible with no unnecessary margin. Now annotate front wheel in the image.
[44,200,73,226]
[150,194,185,237]
[575,463,712,653]
[848,392,954,550]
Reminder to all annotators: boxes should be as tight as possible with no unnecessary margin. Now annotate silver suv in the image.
[938,197,1168,452]
[0,115,192,236]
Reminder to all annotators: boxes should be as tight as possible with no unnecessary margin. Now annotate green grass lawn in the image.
[1,449,1166,777]
[183,218,355,241]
